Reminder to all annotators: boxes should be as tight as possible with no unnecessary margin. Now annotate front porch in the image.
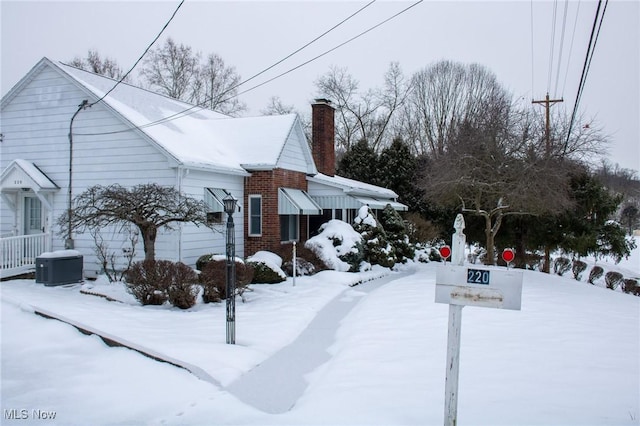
[1,233,51,279]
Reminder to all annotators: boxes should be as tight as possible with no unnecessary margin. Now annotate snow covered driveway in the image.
[1,263,638,425]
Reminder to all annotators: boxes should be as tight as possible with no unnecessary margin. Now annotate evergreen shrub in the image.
[554,257,571,276]
[572,260,587,280]
[379,204,415,263]
[353,206,396,269]
[588,266,604,284]
[621,278,639,295]
[604,271,624,290]
[622,278,640,295]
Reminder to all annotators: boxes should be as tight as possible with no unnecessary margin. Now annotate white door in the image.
[23,196,43,235]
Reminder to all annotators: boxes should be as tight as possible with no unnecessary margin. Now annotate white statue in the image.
[451,213,466,266]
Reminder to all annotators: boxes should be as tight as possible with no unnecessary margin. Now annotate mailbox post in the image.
[436,265,523,426]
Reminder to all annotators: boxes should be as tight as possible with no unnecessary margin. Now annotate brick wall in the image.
[311,99,335,177]
[244,168,310,256]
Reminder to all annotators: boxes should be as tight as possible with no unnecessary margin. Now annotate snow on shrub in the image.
[247,251,287,284]
[572,260,587,280]
[588,265,604,284]
[604,271,623,290]
[379,204,415,263]
[554,257,571,276]
[305,220,364,272]
[353,206,395,269]
[622,278,639,295]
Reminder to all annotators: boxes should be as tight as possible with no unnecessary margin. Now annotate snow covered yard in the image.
[1,257,639,425]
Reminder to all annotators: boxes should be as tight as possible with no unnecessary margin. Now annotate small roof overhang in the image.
[1,159,59,192]
[278,188,322,215]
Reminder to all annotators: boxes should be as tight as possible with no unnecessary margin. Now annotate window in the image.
[249,195,262,236]
[280,215,299,242]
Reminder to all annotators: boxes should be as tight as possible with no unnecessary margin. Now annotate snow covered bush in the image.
[604,271,623,290]
[572,260,587,280]
[379,204,415,263]
[554,257,571,276]
[199,256,253,302]
[588,266,604,284]
[305,220,364,272]
[622,278,639,295]
[353,206,395,269]
[125,260,199,308]
[247,251,287,284]
[195,253,216,271]
[276,244,325,276]
[283,257,316,277]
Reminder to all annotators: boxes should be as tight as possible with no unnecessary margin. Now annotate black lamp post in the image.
[223,193,238,344]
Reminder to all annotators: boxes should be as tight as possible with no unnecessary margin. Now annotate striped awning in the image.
[311,195,408,212]
[204,188,226,212]
[278,188,322,215]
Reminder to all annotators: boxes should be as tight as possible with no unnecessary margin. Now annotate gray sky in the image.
[1,0,638,171]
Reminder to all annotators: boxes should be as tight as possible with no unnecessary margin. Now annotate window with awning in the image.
[278,188,322,215]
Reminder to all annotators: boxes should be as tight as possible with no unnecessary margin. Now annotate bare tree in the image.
[261,96,297,115]
[191,53,246,116]
[315,62,409,152]
[59,183,212,262]
[401,60,507,157]
[420,90,578,264]
[140,38,200,100]
[69,49,129,81]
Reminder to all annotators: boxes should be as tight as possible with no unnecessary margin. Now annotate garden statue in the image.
[451,213,466,266]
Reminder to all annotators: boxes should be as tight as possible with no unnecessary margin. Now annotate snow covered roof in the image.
[308,173,399,199]
[40,59,309,175]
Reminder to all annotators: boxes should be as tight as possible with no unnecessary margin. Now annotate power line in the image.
[76,0,423,136]
[564,0,608,152]
[230,0,376,94]
[547,0,558,94]
[530,0,535,97]
[118,0,378,129]
[89,0,185,107]
[230,0,424,102]
[561,0,581,97]
[553,0,569,96]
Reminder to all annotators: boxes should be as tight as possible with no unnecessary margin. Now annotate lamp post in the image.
[223,194,238,344]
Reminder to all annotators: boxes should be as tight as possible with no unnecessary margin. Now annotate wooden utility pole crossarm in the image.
[532,93,563,157]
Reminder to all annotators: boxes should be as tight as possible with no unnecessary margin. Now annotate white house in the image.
[0,57,406,279]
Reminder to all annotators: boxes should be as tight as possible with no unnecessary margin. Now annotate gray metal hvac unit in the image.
[35,254,83,286]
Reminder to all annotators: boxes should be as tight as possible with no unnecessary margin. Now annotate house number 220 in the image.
[466,269,490,285]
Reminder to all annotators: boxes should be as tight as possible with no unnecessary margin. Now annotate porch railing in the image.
[1,233,50,279]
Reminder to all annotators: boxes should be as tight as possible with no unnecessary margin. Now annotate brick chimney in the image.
[311,98,335,176]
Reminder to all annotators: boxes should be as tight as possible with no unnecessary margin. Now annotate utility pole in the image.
[532,93,563,275]
[532,93,563,158]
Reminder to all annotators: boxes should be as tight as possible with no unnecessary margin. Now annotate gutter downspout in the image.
[176,165,189,262]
